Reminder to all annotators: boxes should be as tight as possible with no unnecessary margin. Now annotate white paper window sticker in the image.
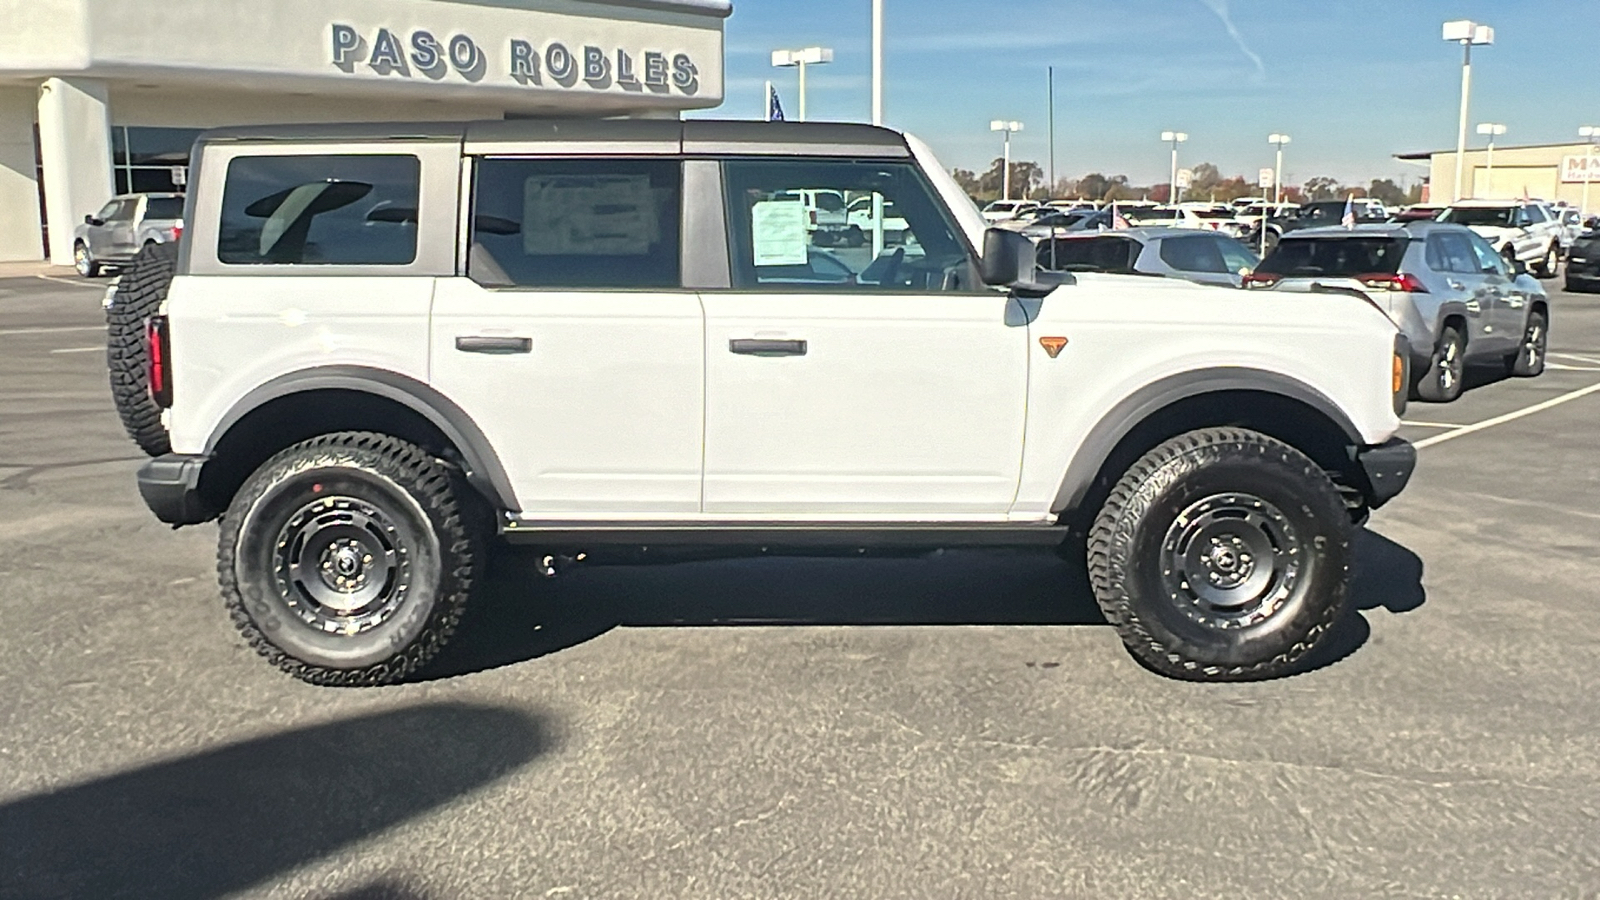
[751,200,808,267]
[522,174,660,256]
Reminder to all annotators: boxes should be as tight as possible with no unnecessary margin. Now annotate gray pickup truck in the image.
[73,192,185,277]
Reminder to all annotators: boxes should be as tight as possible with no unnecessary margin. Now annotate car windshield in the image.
[145,198,184,219]
[1439,207,1515,227]
[986,202,1018,212]
[1124,208,1180,222]
[1255,237,1408,277]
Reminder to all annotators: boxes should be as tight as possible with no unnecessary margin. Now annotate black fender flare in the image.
[1051,367,1363,514]
[205,366,519,512]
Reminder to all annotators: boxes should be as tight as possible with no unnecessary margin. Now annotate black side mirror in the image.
[85,215,103,226]
[1511,258,1528,276]
[981,228,1035,286]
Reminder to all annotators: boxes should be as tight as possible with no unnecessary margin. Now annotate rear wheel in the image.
[106,242,178,456]
[1414,324,1466,403]
[1261,229,1281,255]
[1508,310,1547,377]
[1087,428,1351,681]
[218,432,481,686]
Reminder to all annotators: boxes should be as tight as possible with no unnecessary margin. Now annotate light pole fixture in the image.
[1161,131,1188,203]
[1580,125,1600,216]
[1268,133,1291,205]
[1476,122,1506,197]
[771,46,833,122]
[1443,19,1494,202]
[991,120,1023,201]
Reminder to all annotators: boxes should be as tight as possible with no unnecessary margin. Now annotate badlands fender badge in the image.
[1039,336,1068,358]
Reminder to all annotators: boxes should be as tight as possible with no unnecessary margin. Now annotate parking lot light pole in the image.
[1268,133,1290,205]
[1162,131,1187,203]
[1580,126,1600,217]
[991,120,1023,200]
[1443,20,1494,202]
[1475,123,1506,197]
[771,47,834,122]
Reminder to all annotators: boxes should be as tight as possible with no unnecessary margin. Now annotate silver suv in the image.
[73,192,185,277]
[1248,222,1549,402]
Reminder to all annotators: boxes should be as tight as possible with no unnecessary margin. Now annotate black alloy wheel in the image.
[1509,310,1547,377]
[1415,325,1466,403]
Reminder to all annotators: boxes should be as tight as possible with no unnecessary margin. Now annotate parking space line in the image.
[33,274,103,290]
[1548,363,1600,372]
[0,325,105,337]
[1550,352,1600,366]
[49,346,102,354]
[1414,381,1600,450]
[1401,421,1468,429]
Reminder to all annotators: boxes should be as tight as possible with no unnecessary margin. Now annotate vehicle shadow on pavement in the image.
[429,529,1427,682]
[424,547,1105,680]
[0,702,549,900]
[1294,528,1428,674]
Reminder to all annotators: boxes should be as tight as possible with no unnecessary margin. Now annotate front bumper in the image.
[1355,438,1416,510]
[137,454,216,526]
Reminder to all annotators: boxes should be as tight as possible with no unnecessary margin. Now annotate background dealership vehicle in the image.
[119,119,1415,688]
[1036,228,1260,287]
[1248,199,1388,253]
[1122,205,1248,238]
[1565,224,1600,292]
[845,195,909,244]
[1436,200,1564,277]
[72,193,184,277]
[1246,222,1548,402]
[980,199,1040,222]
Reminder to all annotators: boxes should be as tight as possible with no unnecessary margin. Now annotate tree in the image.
[1188,162,1224,196]
[1302,176,1343,201]
[1077,172,1110,201]
[1367,178,1407,207]
[951,168,981,199]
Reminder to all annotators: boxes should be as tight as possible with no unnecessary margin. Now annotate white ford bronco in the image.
[113,120,1416,685]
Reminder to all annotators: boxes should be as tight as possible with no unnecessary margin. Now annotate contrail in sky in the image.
[1198,0,1266,78]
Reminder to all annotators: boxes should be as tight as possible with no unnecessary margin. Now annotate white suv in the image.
[1437,200,1565,277]
[114,119,1416,686]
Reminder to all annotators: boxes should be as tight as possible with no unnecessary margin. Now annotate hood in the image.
[1465,224,1515,242]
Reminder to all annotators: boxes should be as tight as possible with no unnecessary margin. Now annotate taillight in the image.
[146,316,172,408]
[1356,272,1428,293]
[171,222,184,241]
[1243,272,1282,288]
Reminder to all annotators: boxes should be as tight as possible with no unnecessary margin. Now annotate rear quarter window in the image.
[1257,237,1408,277]
[217,154,420,265]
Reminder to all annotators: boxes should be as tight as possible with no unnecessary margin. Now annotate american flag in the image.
[1111,202,1131,230]
[1341,195,1356,229]
[766,82,785,122]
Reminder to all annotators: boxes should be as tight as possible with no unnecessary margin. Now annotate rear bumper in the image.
[1355,438,1416,510]
[136,454,216,526]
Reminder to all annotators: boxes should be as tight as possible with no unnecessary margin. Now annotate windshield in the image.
[1439,207,1515,227]
[1256,237,1409,277]
[145,198,184,219]
[1124,208,1180,222]
[986,202,1018,212]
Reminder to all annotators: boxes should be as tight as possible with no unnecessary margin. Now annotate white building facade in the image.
[0,0,729,262]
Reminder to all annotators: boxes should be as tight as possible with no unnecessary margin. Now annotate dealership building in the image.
[0,0,728,263]
[1398,141,1600,211]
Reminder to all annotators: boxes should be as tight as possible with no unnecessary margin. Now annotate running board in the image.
[500,519,1068,549]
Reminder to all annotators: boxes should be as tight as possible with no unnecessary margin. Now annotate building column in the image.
[36,77,113,266]
[0,88,45,262]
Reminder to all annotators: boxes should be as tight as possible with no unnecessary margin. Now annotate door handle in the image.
[729,338,807,357]
[1465,300,1481,314]
[455,335,532,354]
[1446,279,1466,291]
[1506,295,1526,309]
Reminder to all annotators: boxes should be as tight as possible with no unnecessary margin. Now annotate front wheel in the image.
[1414,325,1466,403]
[1087,428,1352,680]
[73,242,100,278]
[1534,244,1558,279]
[1508,309,1547,377]
[218,432,481,686]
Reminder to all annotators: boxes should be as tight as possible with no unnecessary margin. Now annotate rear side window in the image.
[469,158,681,289]
[1036,236,1138,273]
[218,155,420,265]
[144,198,184,219]
[1425,233,1478,274]
[1256,237,1408,277]
[1158,235,1228,273]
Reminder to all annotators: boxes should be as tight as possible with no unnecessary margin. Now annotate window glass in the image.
[95,201,121,221]
[1256,237,1408,276]
[1465,232,1509,276]
[144,197,184,220]
[723,159,977,292]
[1158,235,1228,273]
[1215,236,1260,273]
[1432,233,1479,274]
[125,127,202,167]
[1525,205,1547,224]
[1440,206,1513,227]
[469,158,680,289]
[1036,235,1138,273]
[106,200,137,222]
[218,155,420,265]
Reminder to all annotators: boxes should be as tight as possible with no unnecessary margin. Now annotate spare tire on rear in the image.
[107,242,177,457]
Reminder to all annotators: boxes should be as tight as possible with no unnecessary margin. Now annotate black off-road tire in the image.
[1087,428,1352,681]
[106,242,178,456]
[1413,324,1466,403]
[1534,244,1559,279]
[1508,309,1548,377]
[217,432,481,686]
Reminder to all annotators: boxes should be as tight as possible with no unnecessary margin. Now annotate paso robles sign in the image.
[329,23,700,95]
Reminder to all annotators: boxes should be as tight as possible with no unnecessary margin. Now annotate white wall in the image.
[0,87,44,261]
[36,77,112,265]
[107,86,512,128]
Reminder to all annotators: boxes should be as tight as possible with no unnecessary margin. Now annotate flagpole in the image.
[764,80,773,121]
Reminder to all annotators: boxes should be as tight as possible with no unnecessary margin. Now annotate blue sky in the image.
[706,1,1600,189]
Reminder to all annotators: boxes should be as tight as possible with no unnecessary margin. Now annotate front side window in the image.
[218,154,420,265]
[469,158,680,289]
[723,159,977,292]
[1215,236,1260,273]
[1158,235,1227,273]
[1466,232,1510,276]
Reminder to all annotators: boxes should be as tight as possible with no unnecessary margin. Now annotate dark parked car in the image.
[1565,221,1600,292]
[1245,199,1388,253]
[1036,227,1260,287]
[72,192,185,277]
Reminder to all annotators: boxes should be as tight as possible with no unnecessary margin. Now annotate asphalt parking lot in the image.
[2,266,1598,899]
